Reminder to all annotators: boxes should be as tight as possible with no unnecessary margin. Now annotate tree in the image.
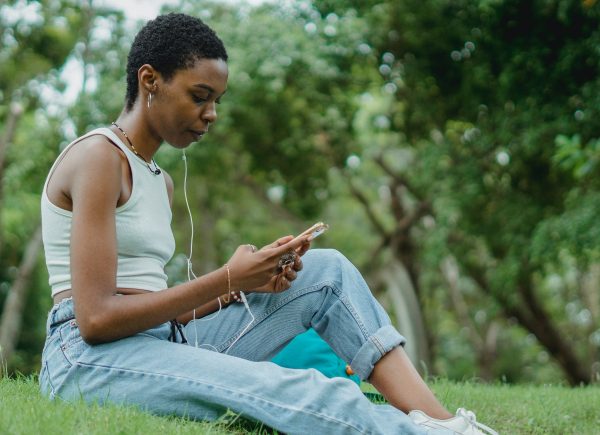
[314,0,600,384]
[0,0,120,372]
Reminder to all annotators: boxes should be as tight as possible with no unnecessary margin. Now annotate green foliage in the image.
[174,1,372,217]
[2,0,600,385]
[0,0,85,97]
[0,0,119,374]
[316,0,600,383]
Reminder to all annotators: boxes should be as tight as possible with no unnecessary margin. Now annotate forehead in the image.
[171,58,228,93]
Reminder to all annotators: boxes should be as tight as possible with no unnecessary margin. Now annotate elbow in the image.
[77,313,110,345]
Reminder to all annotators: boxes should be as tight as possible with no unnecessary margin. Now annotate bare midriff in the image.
[53,287,152,305]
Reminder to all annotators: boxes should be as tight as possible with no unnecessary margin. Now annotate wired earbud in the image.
[182,149,254,352]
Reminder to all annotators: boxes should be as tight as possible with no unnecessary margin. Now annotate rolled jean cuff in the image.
[350,325,406,380]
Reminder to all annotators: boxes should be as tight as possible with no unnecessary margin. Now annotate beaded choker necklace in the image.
[111,122,161,175]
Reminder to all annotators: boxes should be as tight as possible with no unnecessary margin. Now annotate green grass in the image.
[424,379,600,434]
[1,376,599,434]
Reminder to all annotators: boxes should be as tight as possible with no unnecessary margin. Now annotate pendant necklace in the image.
[111,121,161,175]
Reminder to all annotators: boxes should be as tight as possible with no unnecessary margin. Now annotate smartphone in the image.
[278,222,329,269]
[297,222,329,241]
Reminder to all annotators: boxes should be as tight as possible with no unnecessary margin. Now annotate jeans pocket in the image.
[58,320,86,365]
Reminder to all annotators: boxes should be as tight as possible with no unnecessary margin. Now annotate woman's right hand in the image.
[225,235,308,293]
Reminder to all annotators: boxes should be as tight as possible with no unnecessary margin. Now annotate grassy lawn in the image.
[1,376,599,434]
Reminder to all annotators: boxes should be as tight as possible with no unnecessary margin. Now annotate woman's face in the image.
[151,57,228,148]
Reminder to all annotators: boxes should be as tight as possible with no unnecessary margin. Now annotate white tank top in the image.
[41,127,176,297]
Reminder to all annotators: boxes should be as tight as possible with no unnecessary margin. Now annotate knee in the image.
[303,248,347,269]
[302,249,356,289]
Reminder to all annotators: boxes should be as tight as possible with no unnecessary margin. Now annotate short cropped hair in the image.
[125,13,228,110]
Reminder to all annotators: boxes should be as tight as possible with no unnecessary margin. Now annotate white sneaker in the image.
[408,408,498,435]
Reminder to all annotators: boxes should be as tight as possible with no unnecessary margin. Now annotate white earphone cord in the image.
[181,150,253,353]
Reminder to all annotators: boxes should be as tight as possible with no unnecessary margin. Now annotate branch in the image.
[579,264,600,326]
[0,100,24,257]
[373,154,426,201]
[389,179,406,223]
[441,257,484,351]
[363,235,393,273]
[397,201,432,233]
[462,255,591,384]
[0,225,43,366]
[517,276,590,384]
[347,178,390,239]
[0,101,23,175]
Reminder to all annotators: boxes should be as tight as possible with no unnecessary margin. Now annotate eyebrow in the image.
[193,84,227,97]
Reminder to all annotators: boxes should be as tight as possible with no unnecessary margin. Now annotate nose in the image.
[202,101,217,125]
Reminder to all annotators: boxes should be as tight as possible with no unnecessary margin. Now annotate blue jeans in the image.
[39,249,447,434]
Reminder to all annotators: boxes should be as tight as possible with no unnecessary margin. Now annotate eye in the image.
[216,97,223,105]
[191,94,207,105]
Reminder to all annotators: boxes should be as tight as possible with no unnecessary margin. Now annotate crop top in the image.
[41,127,176,297]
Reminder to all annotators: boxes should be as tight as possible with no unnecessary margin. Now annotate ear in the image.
[138,64,159,95]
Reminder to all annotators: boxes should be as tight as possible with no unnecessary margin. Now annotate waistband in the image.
[45,297,186,343]
[46,297,76,331]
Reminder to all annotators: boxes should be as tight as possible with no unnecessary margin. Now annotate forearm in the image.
[76,267,229,344]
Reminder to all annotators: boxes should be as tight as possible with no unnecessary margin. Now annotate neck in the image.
[113,105,162,162]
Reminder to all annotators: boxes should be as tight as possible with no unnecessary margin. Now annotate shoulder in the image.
[62,133,125,170]
[68,134,126,201]
[162,169,174,207]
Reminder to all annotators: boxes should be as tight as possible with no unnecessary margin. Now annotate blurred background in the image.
[0,0,599,386]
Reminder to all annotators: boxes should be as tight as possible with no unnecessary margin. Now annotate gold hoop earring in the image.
[147,92,153,108]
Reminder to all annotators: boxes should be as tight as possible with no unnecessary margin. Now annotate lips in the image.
[190,129,207,140]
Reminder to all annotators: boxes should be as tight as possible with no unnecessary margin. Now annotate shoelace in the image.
[456,408,499,435]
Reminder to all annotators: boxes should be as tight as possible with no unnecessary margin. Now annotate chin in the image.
[167,137,194,149]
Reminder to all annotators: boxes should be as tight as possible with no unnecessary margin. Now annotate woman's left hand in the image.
[252,240,309,293]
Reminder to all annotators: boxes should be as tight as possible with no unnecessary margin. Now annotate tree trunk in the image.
[0,225,43,367]
[0,100,24,255]
[517,280,590,385]
[580,263,600,326]
[478,323,499,382]
[441,256,499,381]
[464,260,591,385]
[374,259,431,370]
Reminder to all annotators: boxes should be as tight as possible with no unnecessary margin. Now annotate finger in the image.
[273,274,284,292]
[261,235,294,251]
[284,266,297,282]
[269,274,280,292]
[273,235,310,256]
[295,240,311,257]
[276,276,282,292]
[240,243,255,253]
[293,255,303,272]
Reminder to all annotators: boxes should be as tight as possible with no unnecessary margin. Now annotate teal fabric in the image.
[272,328,360,384]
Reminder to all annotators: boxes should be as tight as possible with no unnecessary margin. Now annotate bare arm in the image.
[176,295,230,324]
[69,143,230,343]
[68,144,308,344]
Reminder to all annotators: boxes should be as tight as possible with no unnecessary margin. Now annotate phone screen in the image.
[310,224,328,239]
[300,222,329,240]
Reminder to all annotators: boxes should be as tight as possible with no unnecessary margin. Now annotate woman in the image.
[39,13,496,435]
